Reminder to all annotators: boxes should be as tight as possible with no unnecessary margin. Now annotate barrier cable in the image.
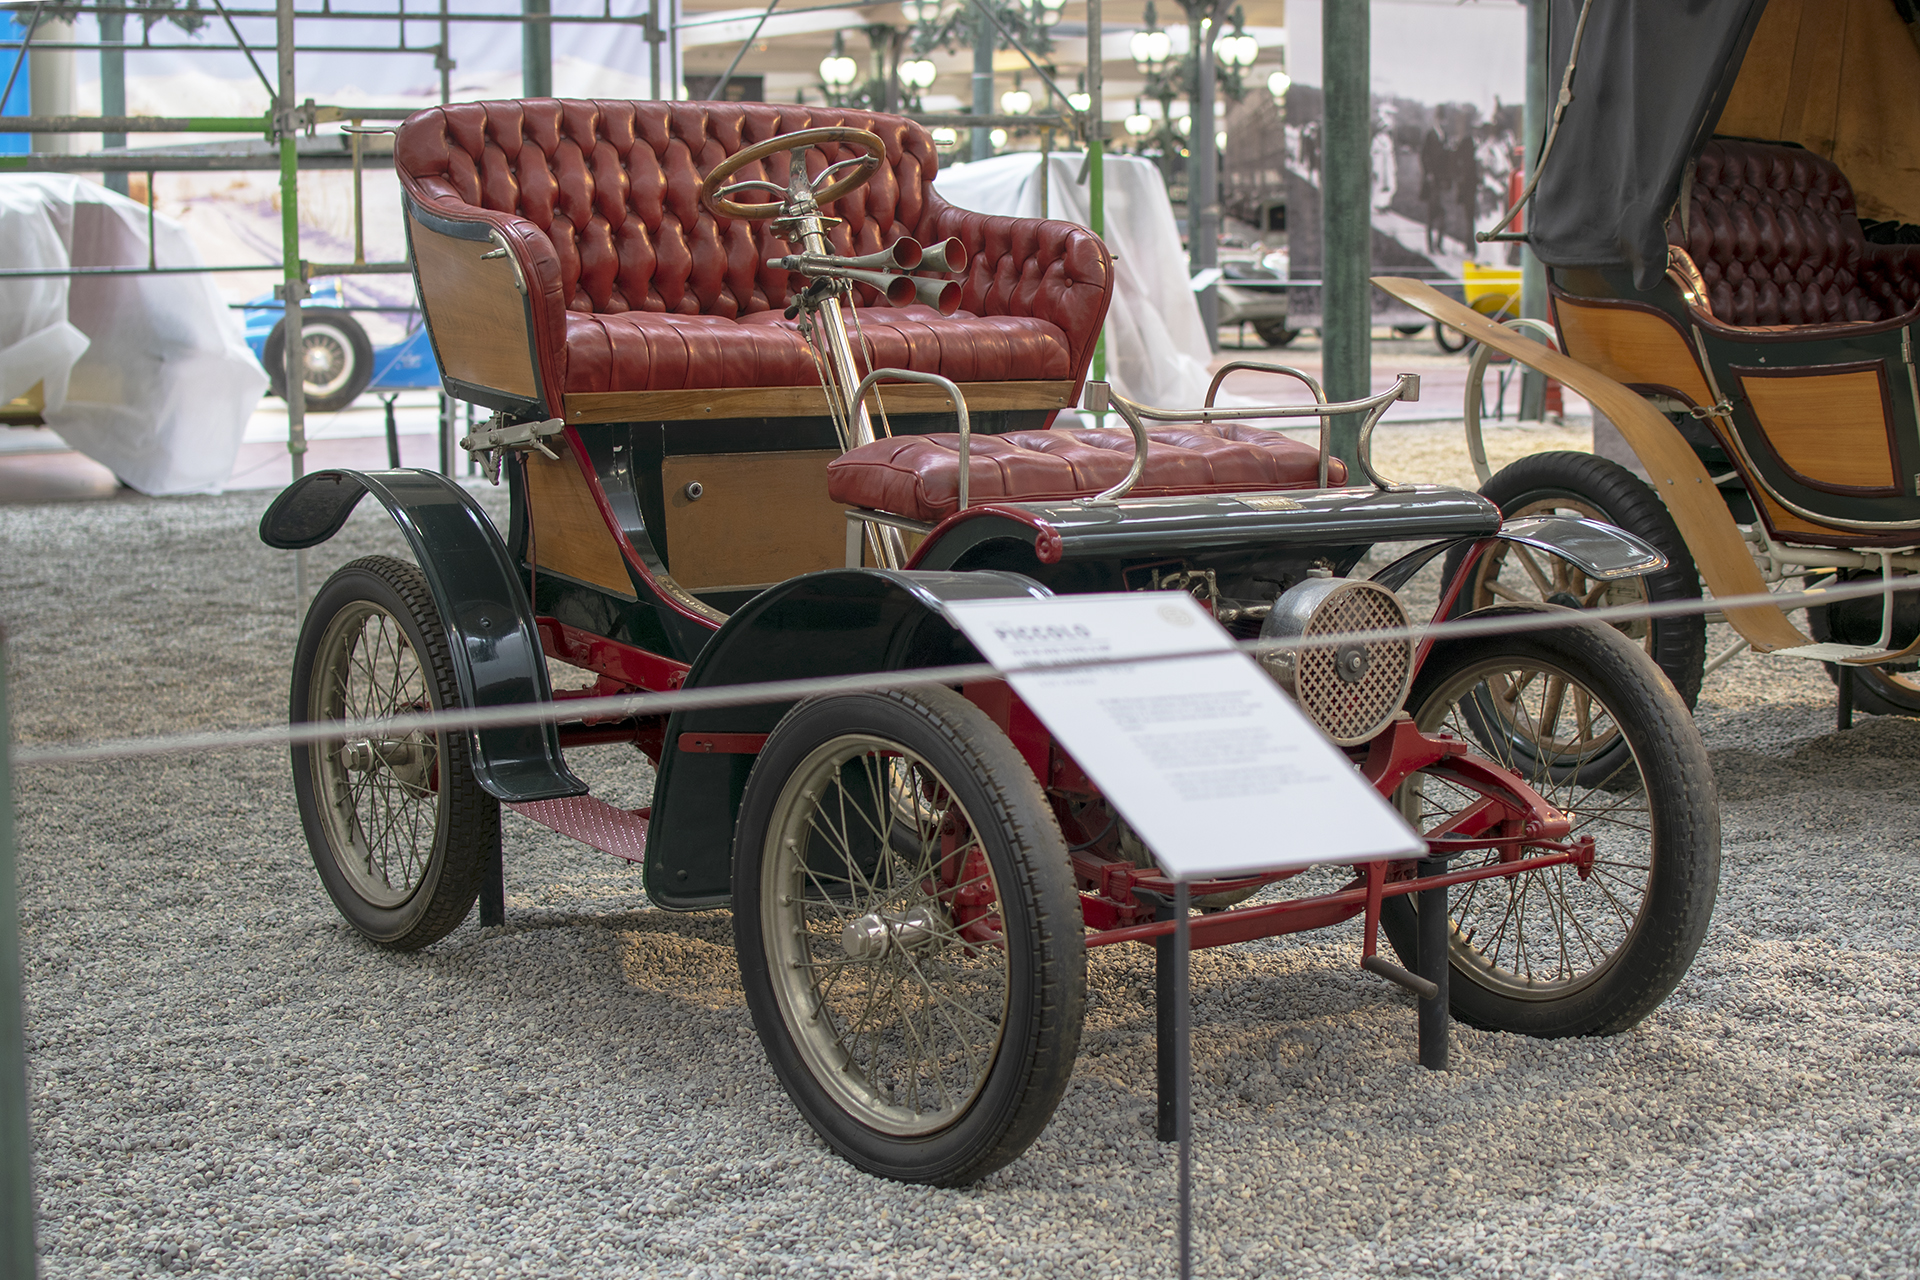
[8,574,1917,768]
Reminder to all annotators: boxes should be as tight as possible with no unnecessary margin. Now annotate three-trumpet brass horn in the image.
[912,276,962,315]
[916,237,968,275]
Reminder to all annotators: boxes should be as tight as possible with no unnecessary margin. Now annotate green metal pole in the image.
[523,0,552,98]
[1191,2,1220,349]
[277,0,307,599]
[0,631,38,1279]
[971,5,994,162]
[100,8,127,196]
[1088,0,1106,390]
[1518,0,1548,420]
[1321,0,1370,469]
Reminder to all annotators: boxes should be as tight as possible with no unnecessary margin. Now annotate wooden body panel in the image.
[1551,293,1715,406]
[565,380,1074,425]
[1735,364,1900,494]
[660,450,848,589]
[408,214,541,401]
[524,445,637,598]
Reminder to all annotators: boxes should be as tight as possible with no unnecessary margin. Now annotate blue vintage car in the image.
[242,279,440,412]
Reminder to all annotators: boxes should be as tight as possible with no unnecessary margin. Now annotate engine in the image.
[1257,575,1414,746]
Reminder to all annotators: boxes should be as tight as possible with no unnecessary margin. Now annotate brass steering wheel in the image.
[699,126,887,220]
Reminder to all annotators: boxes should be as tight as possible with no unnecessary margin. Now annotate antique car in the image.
[259,100,1720,1186]
[245,279,442,413]
[1382,0,1920,722]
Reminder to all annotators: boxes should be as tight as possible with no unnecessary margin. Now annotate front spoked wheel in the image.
[1384,607,1720,1037]
[732,687,1085,1186]
[291,555,497,950]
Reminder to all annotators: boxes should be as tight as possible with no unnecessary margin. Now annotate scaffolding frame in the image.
[0,0,1113,581]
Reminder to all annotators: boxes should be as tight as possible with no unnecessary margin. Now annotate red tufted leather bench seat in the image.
[826,424,1346,522]
[394,99,1112,419]
[1668,139,1920,327]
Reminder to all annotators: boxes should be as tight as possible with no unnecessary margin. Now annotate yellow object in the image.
[1460,261,1522,317]
[1,381,46,425]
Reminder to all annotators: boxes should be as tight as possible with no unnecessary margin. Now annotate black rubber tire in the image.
[1252,319,1300,347]
[1382,607,1720,1037]
[1445,450,1706,710]
[1434,323,1471,354]
[1821,663,1920,715]
[731,687,1086,1186]
[1394,323,1426,337]
[265,308,375,412]
[1806,572,1920,715]
[290,555,497,950]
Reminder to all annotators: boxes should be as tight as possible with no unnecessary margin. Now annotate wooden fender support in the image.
[1371,276,1812,653]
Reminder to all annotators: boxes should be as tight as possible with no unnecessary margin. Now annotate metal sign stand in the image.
[1153,872,1452,1278]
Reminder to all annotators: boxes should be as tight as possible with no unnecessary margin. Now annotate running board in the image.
[509,795,650,862]
[1768,642,1917,668]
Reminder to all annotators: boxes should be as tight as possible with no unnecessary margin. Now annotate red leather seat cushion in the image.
[562,305,1072,392]
[826,424,1346,521]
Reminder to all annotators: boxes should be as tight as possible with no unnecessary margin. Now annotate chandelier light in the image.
[1131,27,1172,71]
[990,128,1009,148]
[820,54,859,87]
[1001,87,1033,115]
[899,59,938,90]
[1216,31,1259,67]
[1267,69,1291,98]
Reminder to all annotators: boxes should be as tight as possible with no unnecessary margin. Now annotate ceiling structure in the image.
[674,0,1289,132]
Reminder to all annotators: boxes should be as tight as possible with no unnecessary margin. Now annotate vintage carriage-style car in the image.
[1386,0,1920,724]
[261,100,1719,1185]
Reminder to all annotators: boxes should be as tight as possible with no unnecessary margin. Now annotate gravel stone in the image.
[3,476,1917,1278]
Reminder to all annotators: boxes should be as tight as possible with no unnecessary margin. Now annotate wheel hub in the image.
[1546,590,1583,609]
[305,338,344,380]
[341,734,433,791]
[841,905,941,960]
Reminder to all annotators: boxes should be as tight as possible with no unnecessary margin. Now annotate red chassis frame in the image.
[527,557,1597,978]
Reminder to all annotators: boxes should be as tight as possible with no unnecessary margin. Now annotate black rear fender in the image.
[260,468,586,804]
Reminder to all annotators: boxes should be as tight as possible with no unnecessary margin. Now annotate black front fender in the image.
[260,468,586,804]
[643,568,1049,909]
[1370,514,1666,592]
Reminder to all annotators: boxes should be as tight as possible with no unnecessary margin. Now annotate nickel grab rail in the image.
[1085,373,1423,503]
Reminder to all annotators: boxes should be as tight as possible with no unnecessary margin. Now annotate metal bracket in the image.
[460,415,567,483]
[273,97,318,137]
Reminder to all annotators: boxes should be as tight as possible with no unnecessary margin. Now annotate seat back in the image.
[1668,138,1920,326]
[396,100,938,320]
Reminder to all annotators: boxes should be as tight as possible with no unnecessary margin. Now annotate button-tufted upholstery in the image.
[394,100,1113,416]
[1668,139,1920,327]
[826,424,1346,522]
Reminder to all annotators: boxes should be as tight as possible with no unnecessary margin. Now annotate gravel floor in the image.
[4,440,1918,1278]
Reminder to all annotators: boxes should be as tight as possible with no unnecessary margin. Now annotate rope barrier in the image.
[8,574,1916,768]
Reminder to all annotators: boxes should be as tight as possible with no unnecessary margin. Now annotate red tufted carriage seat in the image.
[1666,139,1920,327]
[393,99,1113,419]
[826,424,1347,523]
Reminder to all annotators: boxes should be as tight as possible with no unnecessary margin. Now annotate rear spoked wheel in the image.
[291,555,497,950]
[1384,607,1719,1037]
[732,687,1085,1186]
[1447,451,1705,708]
